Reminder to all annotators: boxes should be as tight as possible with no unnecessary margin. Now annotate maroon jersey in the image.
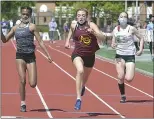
[72,26,100,56]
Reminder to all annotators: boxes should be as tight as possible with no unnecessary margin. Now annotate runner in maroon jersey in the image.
[65,8,106,110]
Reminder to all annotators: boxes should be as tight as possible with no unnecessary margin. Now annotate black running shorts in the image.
[16,52,36,63]
[71,54,95,67]
[115,54,135,63]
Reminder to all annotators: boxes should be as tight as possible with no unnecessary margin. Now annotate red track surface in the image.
[1,40,153,118]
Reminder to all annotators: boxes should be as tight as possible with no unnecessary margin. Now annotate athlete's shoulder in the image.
[88,21,95,25]
[113,25,119,32]
[12,25,18,32]
[29,23,36,27]
[29,23,37,31]
[70,20,77,30]
[128,25,136,32]
[71,20,77,24]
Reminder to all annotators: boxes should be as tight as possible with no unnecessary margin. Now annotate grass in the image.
[135,61,153,73]
[96,48,153,74]
[37,25,49,32]
[36,25,60,40]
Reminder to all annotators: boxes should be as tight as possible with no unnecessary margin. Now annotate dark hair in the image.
[21,6,32,15]
[127,18,135,26]
[149,14,154,20]
[76,8,88,16]
[149,14,152,19]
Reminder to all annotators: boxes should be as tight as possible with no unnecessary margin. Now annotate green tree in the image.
[55,1,74,31]
[1,1,35,20]
[54,1,125,28]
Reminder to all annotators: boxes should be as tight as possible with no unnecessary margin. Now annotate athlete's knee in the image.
[117,72,125,84]
[29,79,37,88]
[117,72,125,80]
[118,78,124,84]
[30,82,37,88]
[76,68,84,75]
[20,79,26,85]
[125,76,133,82]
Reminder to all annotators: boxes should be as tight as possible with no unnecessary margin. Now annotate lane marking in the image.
[1,116,22,118]
[53,43,153,78]
[48,45,154,99]
[2,92,150,98]
[37,49,125,118]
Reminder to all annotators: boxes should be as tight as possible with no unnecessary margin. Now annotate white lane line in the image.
[53,43,153,78]
[48,45,154,99]
[35,86,53,118]
[95,55,153,78]
[1,116,22,118]
[37,49,125,118]
[11,40,53,118]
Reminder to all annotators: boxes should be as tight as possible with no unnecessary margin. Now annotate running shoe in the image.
[20,105,26,112]
[74,99,81,110]
[120,96,126,103]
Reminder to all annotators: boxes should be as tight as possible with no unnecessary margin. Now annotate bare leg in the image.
[125,62,135,82]
[81,67,92,87]
[115,58,126,103]
[16,59,27,102]
[27,62,37,88]
[73,57,84,100]
[73,56,84,110]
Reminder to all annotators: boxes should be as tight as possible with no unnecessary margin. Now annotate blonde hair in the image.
[76,8,88,16]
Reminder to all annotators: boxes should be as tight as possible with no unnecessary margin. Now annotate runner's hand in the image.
[136,50,143,56]
[65,42,71,49]
[111,42,117,49]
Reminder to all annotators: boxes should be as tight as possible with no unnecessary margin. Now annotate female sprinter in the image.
[1,6,52,112]
[65,8,105,110]
[111,12,144,103]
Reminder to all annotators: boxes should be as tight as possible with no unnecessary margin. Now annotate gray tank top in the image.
[15,24,35,53]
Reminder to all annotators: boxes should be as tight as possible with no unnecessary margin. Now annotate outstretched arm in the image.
[66,27,73,41]
[1,27,15,43]
[88,22,106,41]
[65,22,76,49]
[133,27,144,55]
[32,24,52,62]
[111,32,117,49]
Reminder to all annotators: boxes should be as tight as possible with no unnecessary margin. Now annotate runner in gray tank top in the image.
[15,23,35,53]
[111,12,144,103]
[1,6,52,112]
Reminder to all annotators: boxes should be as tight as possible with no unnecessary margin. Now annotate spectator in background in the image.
[128,17,140,51]
[63,21,69,40]
[1,18,9,36]
[143,14,153,29]
[102,20,113,48]
[9,20,14,31]
[48,18,57,43]
[146,15,154,60]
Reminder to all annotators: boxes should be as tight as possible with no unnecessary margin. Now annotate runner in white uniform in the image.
[111,12,144,103]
